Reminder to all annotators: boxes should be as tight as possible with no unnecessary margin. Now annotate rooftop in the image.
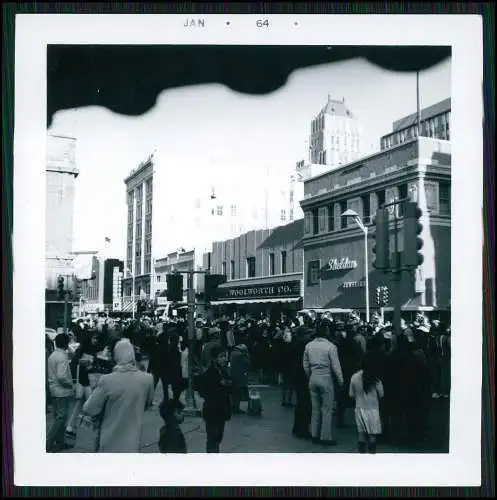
[391,98,451,132]
[257,219,304,249]
[318,95,354,119]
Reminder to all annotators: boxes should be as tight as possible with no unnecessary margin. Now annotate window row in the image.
[304,181,451,236]
[223,251,289,279]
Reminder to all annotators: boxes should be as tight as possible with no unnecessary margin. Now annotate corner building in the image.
[300,136,451,321]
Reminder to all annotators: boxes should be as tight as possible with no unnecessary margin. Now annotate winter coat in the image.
[159,424,187,453]
[198,365,232,422]
[229,346,250,389]
[82,339,155,453]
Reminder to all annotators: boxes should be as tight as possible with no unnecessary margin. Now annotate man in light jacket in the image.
[303,319,343,446]
[46,333,74,452]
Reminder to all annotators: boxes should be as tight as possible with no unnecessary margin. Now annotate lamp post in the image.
[342,209,370,323]
[127,266,135,319]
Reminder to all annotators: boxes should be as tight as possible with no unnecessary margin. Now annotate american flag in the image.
[105,237,111,243]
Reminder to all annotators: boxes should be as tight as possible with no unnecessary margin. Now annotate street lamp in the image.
[127,266,135,319]
[342,209,370,323]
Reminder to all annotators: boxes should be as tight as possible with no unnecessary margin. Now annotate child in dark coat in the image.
[158,399,187,453]
[198,343,232,453]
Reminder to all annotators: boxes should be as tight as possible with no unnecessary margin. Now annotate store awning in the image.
[211,297,301,305]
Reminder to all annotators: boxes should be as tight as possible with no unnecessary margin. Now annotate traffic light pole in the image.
[382,198,409,339]
[174,269,210,417]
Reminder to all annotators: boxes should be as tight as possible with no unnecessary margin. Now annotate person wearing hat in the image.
[197,343,232,453]
[201,327,221,373]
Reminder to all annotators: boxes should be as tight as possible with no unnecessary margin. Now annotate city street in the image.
[47,377,450,454]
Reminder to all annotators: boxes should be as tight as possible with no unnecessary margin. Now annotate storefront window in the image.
[307,260,320,286]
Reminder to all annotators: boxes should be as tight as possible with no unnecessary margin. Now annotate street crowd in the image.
[46,310,451,454]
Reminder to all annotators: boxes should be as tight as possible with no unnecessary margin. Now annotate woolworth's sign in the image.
[216,280,301,301]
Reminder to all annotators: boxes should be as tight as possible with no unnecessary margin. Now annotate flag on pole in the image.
[105,237,111,243]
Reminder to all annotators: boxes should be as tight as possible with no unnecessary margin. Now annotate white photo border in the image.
[13,14,483,487]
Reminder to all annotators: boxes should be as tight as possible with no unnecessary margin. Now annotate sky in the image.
[48,55,451,260]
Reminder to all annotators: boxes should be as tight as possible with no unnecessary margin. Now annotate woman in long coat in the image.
[82,339,155,453]
[229,344,250,413]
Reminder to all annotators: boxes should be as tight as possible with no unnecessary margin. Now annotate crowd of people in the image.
[45,309,451,453]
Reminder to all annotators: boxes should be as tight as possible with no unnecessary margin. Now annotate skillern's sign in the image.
[326,257,358,272]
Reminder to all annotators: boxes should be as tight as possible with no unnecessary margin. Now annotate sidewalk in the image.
[47,380,450,454]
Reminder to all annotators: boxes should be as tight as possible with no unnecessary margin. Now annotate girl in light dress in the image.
[349,351,384,454]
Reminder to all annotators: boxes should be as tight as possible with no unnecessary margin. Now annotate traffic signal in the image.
[57,275,65,300]
[402,201,424,268]
[204,274,227,302]
[166,273,183,302]
[375,286,382,306]
[73,279,82,301]
[372,208,390,270]
[381,286,390,306]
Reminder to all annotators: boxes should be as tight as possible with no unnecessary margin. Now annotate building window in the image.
[339,201,347,229]
[217,205,223,216]
[246,257,256,278]
[230,204,237,217]
[222,261,227,276]
[304,211,312,235]
[145,238,152,255]
[398,184,408,216]
[281,251,287,274]
[318,207,328,233]
[230,260,235,280]
[439,182,451,215]
[425,181,439,214]
[145,217,152,235]
[376,189,386,209]
[346,198,363,227]
[361,195,371,224]
[280,209,287,222]
[333,203,341,231]
[269,253,275,276]
[289,208,294,221]
[144,258,151,274]
[312,209,319,235]
[307,260,320,286]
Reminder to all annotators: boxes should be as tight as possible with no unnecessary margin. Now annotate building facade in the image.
[204,219,304,321]
[380,98,451,151]
[45,133,79,290]
[300,136,451,320]
[122,151,304,310]
[122,155,154,308]
[153,250,195,305]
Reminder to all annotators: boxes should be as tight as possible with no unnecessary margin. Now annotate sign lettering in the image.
[216,280,300,301]
[326,257,358,271]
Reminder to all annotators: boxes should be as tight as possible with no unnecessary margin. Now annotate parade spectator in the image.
[349,351,384,454]
[158,329,183,405]
[202,327,221,372]
[158,399,187,454]
[279,326,296,407]
[65,345,92,436]
[82,338,155,453]
[303,318,343,446]
[438,325,451,398]
[229,343,251,414]
[198,344,232,453]
[46,333,74,452]
[291,320,313,440]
